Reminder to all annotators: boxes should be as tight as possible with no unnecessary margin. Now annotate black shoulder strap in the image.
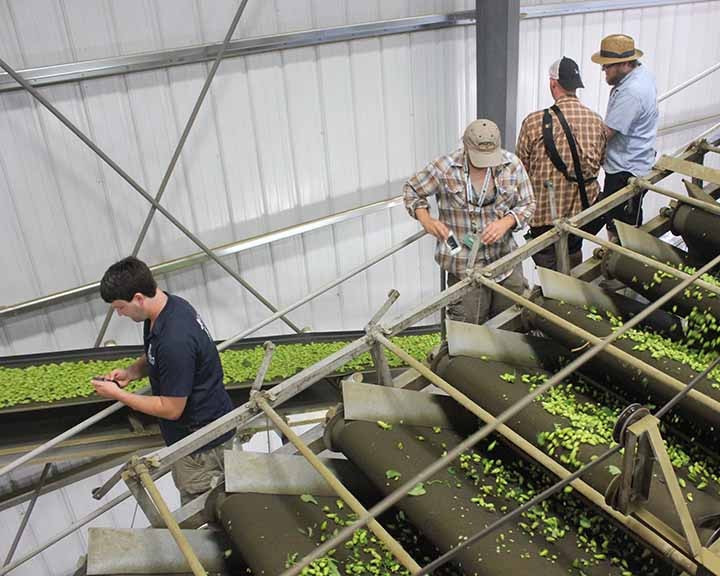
[551,104,590,210]
[542,108,570,178]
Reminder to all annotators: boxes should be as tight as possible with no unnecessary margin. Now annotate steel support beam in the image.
[0,195,404,319]
[476,0,520,149]
[3,463,52,567]
[0,2,705,93]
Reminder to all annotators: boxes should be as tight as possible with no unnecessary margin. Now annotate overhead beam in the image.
[0,1,705,93]
[475,0,520,148]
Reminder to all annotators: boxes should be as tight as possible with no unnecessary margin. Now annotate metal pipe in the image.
[0,386,150,478]
[376,335,697,574]
[704,143,720,154]
[0,56,301,334]
[0,2,704,93]
[3,463,52,566]
[217,230,425,350]
[136,463,207,576]
[0,195,404,319]
[561,222,720,297]
[636,178,720,216]
[283,249,720,576]
[93,0,253,347]
[674,121,720,155]
[254,395,421,574]
[0,489,132,576]
[658,61,720,103]
[659,112,720,136]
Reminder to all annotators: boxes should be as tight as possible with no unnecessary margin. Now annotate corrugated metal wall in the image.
[1,2,720,574]
[1,0,719,356]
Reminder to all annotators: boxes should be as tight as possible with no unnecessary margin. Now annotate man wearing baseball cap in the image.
[589,34,658,240]
[403,119,535,324]
[517,57,607,270]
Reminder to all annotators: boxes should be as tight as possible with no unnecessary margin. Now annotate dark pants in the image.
[527,225,583,271]
[585,171,643,235]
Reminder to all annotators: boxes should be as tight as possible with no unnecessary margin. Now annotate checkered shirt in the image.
[403,148,535,280]
[516,96,607,227]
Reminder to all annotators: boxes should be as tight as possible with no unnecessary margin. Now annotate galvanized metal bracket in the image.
[251,341,276,396]
[607,408,720,574]
[365,290,400,386]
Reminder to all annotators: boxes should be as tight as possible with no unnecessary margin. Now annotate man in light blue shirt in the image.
[588,34,658,241]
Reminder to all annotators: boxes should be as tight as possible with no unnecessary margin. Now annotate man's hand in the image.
[107,368,132,388]
[481,216,514,245]
[92,378,123,400]
[416,209,450,241]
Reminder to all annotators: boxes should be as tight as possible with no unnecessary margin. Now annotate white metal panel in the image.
[0,0,718,356]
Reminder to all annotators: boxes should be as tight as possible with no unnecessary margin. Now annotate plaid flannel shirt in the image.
[517,96,606,227]
[403,148,535,280]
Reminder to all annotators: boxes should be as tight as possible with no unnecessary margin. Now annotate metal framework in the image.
[2,1,720,574]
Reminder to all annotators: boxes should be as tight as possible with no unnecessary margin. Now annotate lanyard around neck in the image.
[465,165,492,209]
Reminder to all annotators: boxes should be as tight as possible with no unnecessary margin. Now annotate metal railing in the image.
[0,195,404,319]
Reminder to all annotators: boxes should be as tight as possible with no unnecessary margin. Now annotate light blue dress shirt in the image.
[604,64,658,177]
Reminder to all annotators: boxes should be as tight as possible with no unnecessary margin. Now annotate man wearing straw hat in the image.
[589,34,658,241]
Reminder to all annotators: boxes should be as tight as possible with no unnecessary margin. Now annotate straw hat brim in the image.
[591,48,643,65]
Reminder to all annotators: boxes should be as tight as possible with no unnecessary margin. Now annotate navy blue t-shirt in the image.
[143,294,234,448]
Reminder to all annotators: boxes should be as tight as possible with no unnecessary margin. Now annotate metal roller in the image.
[431,351,720,548]
[522,295,720,432]
[537,267,684,340]
[602,243,720,324]
[671,181,720,264]
[325,413,626,575]
[202,453,394,576]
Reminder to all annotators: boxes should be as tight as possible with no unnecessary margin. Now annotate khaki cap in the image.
[463,119,503,168]
[591,34,643,65]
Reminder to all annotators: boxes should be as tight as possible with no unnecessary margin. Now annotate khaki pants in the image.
[447,266,526,325]
[172,440,235,506]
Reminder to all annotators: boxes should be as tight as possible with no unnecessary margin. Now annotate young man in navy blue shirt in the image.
[93,256,235,504]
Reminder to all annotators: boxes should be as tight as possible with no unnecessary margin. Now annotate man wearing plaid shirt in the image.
[517,57,607,270]
[404,119,535,324]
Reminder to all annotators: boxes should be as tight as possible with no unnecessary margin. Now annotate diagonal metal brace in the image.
[366,289,400,331]
[365,290,400,386]
[251,341,276,396]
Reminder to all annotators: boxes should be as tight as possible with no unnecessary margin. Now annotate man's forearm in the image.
[114,388,183,420]
[415,207,431,224]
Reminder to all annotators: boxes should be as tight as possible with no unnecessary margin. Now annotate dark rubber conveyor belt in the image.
[326,416,631,575]
[603,249,720,323]
[672,200,720,264]
[204,464,440,576]
[433,352,720,550]
[523,295,720,432]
